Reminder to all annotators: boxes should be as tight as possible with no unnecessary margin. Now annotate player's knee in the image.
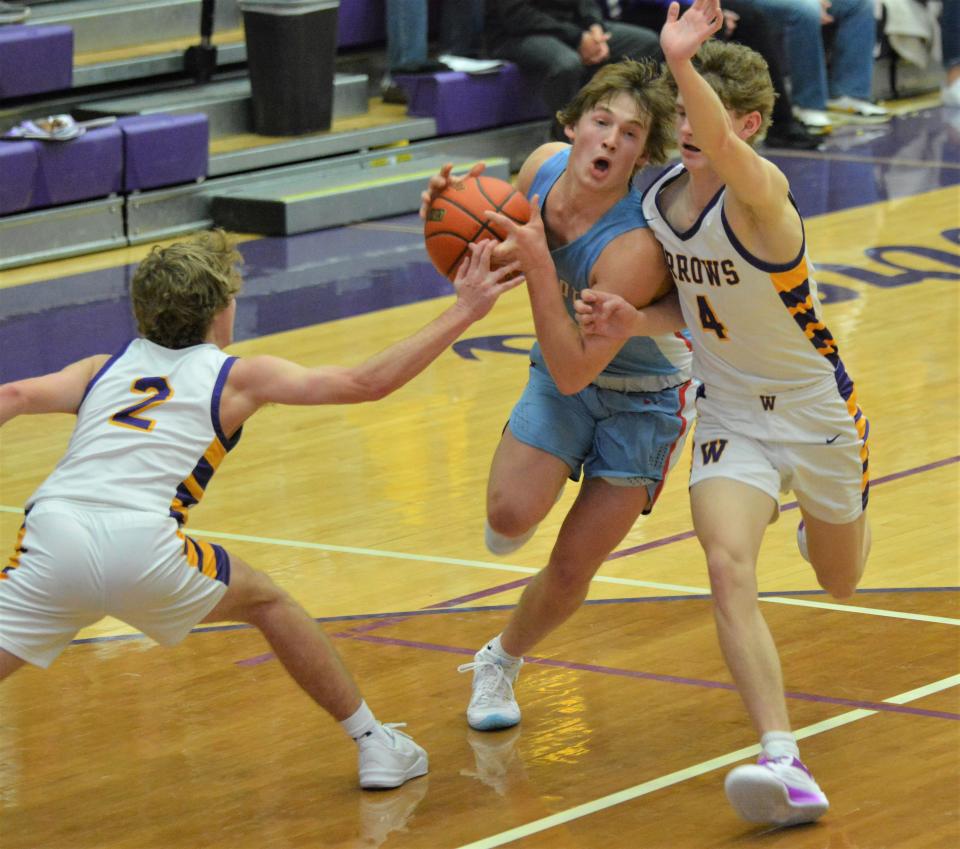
[234,569,289,625]
[704,548,757,609]
[487,498,530,539]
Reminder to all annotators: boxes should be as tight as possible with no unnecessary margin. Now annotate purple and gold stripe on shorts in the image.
[2,520,27,579]
[177,530,231,585]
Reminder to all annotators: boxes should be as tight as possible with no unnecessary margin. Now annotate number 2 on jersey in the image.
[110,377,173,431]
[696,295,729,339]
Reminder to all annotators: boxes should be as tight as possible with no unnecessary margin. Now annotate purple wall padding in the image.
[30,125,123,208]
[0,141,39,214]
[336,0,385,48]
[0,25,73,99]
[118,113,209,191]
[394,64,550,136]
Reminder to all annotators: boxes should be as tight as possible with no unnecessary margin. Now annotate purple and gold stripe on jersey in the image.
[2,520,27,579]
[770,260,857,401]
[169,435,232,526]
[177,529,231,584]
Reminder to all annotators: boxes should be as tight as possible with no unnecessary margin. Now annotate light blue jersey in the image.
[507,149,695,504]
[528,148,692,391]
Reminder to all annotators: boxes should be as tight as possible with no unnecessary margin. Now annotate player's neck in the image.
[686,167,724,213]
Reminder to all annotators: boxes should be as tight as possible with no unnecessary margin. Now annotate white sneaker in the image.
[458,649,522,731]
[796,521,809,563]
[792,106,832,130]
[725,755,829,827]
[357,723,428,789]
[827,96,888,118]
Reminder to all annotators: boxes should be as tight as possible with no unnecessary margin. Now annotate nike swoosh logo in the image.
[825,434,841,444]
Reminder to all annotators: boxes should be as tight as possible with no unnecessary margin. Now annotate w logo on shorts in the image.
[760,395,776,410]
[700,439,728,464]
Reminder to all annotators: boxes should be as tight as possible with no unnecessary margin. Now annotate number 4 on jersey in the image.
[696,294,728,339]
[110,376,172,431]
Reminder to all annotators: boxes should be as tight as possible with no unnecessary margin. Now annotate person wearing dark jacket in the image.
[485,1,660,134]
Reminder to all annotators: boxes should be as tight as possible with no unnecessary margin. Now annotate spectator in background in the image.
[383,0,486,104]
[747,0,887,130]
[616,0,823,148]
[484,1,660,136]
[943,0,960,106]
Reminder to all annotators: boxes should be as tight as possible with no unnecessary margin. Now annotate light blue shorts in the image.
[507,364,695,513]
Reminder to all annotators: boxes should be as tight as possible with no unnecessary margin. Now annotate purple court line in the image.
[327,577,537,641]
[330,632,960,722]
[609,454,960,561]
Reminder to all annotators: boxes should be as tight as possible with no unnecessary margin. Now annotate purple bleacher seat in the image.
[118,113,209,191]
[0,25,73,99]
[337,0,385,49]
[393,64,550,136]
[30,125,123,209]
[0,140,39,214]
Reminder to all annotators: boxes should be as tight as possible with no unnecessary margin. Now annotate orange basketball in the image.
[423,175,531,280]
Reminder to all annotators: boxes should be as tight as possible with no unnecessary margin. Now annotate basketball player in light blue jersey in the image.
[575,0,873,827]
[420,61,695,734]
[0,230,521,792]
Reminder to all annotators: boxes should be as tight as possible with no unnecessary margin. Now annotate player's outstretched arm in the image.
[575,288,685,340]
[0,355,109,427]
[225,241,522,421]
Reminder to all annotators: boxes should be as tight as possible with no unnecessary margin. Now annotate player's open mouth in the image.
[682,143,701,153]
[592,157,611,174]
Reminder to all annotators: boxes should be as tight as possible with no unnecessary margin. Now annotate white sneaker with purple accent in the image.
[724,755,829,826]
[797,521,810,563]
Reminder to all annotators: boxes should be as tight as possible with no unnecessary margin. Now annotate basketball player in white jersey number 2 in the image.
[0,231,521,792]
[575,0,872,828]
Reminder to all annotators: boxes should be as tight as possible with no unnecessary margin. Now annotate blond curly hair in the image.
[131,229,243,349]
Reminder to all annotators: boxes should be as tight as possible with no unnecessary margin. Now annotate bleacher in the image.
[0,0,550,269]
[0,0,942,271]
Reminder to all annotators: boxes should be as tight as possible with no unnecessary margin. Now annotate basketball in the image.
[423,175,531,280]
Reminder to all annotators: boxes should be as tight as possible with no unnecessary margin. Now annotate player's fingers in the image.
[528,195,543,225]
[484,209,516,233]
[579,287,598,303]
[665,1,680,24]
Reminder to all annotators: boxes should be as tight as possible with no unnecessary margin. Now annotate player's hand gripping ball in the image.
[424,176,531,280]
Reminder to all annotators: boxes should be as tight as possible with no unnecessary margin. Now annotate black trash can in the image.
[240,0,340,135]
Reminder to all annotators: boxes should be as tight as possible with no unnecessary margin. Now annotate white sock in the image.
[761,730,800,761]
[341,700,377,742]
[482,634,522,670]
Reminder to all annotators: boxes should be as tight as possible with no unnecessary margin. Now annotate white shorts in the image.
[0,500,230,668]
[689,382,870,524]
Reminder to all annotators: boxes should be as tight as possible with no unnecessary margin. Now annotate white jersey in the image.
[642,164,856,413]
[28,338,241,524]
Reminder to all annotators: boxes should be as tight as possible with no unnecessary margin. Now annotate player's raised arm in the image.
[661,0,789,218]
[222,241,521,427]
[0,355,109,427]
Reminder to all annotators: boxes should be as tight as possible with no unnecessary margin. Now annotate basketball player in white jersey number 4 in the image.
[575,0,873,828]
[0,231,521,792]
